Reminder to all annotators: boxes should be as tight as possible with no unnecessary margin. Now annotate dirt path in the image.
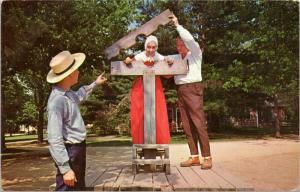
[170,138,299,191]
[1,137,299,191]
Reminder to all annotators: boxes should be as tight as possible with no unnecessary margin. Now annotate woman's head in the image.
[145,35,158,57]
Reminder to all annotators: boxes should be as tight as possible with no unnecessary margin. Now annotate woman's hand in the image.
[123,57,134,64]
[164,57,174,65]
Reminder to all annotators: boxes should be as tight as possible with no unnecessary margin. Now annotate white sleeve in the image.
[176,25,202,57]
[134,51,146,61]
[155,52,165,61]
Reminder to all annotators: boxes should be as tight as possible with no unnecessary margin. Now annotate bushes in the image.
[91,94,131,136]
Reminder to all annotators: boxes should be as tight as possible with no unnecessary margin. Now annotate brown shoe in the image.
[201,157,212,169]
[180,156,201,167]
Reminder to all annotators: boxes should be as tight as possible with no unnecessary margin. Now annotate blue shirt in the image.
[47,82,96,174]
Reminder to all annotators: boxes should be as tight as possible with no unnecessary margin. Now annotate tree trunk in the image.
[274,94,281,138]
[1,122,6,152]
[275,118,281,138]
[1,92,6,152]
[34,86,47,144]
[37,106,44,143]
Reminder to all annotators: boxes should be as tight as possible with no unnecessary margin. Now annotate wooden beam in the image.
[143,70,156,144]
[104,9,173,59]
[111,59,187,76]
[132,159,170,165]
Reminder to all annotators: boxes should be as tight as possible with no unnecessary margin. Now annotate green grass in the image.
[4,126,298,145]
[5,134,47,143]
[85,133,264,146]
[87,134,188,146]
[170,134,187,144]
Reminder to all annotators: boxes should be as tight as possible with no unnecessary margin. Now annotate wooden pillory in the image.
[105,9,188,175]
[110,60,187,175]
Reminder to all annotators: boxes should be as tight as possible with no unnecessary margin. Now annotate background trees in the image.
[141,1,298,131]
[2,0,298,150]
[2,0,143,147]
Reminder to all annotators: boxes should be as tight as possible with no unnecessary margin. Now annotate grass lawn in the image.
[86,131,270,146]
[3,127,297,158]
[5,134,48,143]
[4,126,298,146]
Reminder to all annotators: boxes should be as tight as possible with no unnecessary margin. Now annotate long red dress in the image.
[130,75,170,144]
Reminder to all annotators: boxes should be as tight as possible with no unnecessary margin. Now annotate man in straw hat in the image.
[46,50,107,190]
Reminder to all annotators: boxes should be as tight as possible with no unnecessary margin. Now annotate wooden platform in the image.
[50,165,254,191]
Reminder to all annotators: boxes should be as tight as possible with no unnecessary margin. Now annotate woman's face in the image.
[145,41,157,57]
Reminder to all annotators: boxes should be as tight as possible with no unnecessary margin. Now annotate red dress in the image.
[130,76,170,144]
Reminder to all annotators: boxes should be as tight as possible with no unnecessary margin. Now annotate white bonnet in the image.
[144,35,158,50]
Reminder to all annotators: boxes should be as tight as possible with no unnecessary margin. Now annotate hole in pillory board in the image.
[135,34,147,43]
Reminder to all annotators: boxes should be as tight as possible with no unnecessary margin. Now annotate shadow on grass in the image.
[1,147,50,160]
[2,149,50,160]
[2,148,31,154]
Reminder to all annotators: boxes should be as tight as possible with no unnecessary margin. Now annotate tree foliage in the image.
[2,0,298,148]
[2,0,143,145]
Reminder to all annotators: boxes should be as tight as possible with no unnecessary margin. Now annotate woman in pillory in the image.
[124,35,172,144]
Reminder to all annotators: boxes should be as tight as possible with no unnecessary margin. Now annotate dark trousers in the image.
[177,82,211,157]
[55,142,86,191]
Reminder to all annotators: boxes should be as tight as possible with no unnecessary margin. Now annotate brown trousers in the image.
[177,82,211,157]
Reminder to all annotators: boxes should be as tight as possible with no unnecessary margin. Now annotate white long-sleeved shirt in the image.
[174,25,203,85]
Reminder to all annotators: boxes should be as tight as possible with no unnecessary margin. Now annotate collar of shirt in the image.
[181,52,191,60]
[52,86,67,96]
[53,86,80,103]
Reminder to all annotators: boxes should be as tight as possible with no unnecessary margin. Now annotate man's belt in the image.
[65,140,86,146]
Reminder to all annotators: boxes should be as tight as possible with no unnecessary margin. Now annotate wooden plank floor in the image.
[50,165,254,191]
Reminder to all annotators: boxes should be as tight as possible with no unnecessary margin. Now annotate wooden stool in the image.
[132,144,170,175]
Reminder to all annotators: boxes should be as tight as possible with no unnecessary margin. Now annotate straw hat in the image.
[46,51,86,83]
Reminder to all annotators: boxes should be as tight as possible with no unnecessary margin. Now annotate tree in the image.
[140,1,299,133]
[250,1,299,136]
[2,0,143,143]
[2,0,298,142]
[18,101,38,130]
[2,74,28,140]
